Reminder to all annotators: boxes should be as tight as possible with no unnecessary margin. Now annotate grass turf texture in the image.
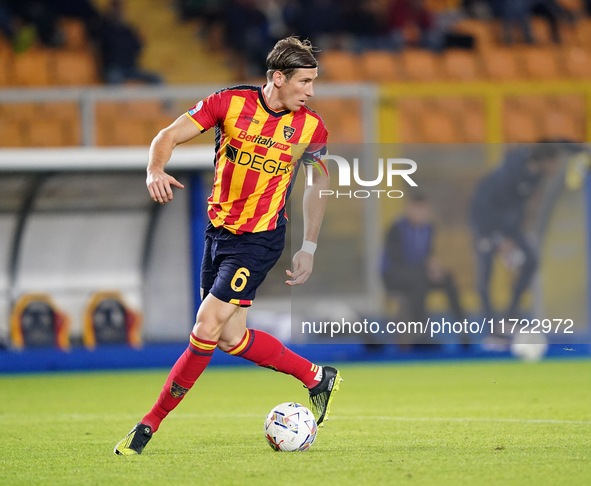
[1,360,590,486]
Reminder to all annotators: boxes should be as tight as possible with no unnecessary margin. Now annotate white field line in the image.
[1,413,590,425]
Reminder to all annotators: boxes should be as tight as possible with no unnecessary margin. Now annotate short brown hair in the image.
[266,37,318,82]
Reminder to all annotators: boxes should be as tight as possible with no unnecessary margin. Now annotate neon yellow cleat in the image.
[114,423,152,455]
[308,366,343,426]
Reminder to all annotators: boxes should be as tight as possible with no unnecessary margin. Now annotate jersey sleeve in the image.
[185,91,228,133]
[301,118,329,166]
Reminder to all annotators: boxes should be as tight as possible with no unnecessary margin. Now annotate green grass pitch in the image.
[1,359,590,486]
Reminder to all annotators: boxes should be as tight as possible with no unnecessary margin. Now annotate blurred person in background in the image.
[529,0,577,44]
[387,0,446,51]
[0,1,19,46]
[99,0,162,84]
[284,0,343,50]
[382,192,467,348]
[470,144,561,346]
[224,0,274,77]
[52,0,102,43]
[4,0,62,48]
[489,0,534,45]
[490,0,576,45]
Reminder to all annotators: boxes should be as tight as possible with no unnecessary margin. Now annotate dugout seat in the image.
[400,49,443,82]
[510,95,550,114]
[563,47,591,78]
[98,118,153,146]
[480,48,523,80]
[541,108,583,141]
[51,51,99,85]
[396,98,428,143]
[442,49,481,81]
[0,49,11,86]
[318,50,361,82]
[36,102,79,120]
[25,118,70,147]
[503,106,540,143]
[520,47,561,80]
[0,119,25,147]
[574,17,591,47]
[460,103,486,143]
[550,95,586,120]
[361,51,401,82]
[421,110,461,143]
[12,49,52,86]
[433,98,486,143]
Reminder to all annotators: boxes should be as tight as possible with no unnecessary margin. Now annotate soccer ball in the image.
[510,332,549,362]
[264,402,317,452]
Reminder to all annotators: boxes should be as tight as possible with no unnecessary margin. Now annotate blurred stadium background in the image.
[1,0,591,371]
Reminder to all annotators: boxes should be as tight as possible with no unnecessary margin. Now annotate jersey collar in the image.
[258,85,291,118]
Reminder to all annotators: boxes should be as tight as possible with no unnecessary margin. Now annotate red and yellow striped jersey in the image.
[186,85,328,234]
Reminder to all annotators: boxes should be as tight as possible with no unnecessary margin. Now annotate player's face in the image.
[281,68,317,111]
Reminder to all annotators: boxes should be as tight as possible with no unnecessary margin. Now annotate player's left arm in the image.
[286,160,330,286]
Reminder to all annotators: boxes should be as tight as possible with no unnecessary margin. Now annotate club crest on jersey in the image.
[283,126,295,141]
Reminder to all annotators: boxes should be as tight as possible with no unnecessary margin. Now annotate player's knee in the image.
[216,338,235,353]
[192,318,224,341]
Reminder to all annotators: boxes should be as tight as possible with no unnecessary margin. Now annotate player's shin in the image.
[141,333,217,432]
[225,328,322,389]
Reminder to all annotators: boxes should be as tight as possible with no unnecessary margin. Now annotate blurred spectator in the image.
[224,0,274,77]
[177,0,226,22]
[387,0,445,51]
[382,193,466,346]
[470,144,561,331]
[490,0,534,45]
[52,0,102,43]
[0,1,15,41]
[176,0,226,50]
[1,0,100,51]
[490,0,576,45]
[530,0,576,44]
[6,0,63,47]
[99,0,162,84]
[284,0,343,50]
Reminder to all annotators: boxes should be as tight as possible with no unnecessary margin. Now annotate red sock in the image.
[142,333,216,433]
[226,329,322,389]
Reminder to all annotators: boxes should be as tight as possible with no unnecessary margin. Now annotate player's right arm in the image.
[147,114,202,204]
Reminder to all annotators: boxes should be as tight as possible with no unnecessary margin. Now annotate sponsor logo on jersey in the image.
[243,115,260,124]
[237,130,289,151]
[226,145,292,175]
[283,125,295,141]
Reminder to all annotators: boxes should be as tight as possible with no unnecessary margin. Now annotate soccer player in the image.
[114,37,342,455]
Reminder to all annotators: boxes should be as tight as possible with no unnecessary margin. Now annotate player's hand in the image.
[286,251,314,286]
[147,169,184,204]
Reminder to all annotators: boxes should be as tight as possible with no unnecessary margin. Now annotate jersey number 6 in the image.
[231,267,250,292]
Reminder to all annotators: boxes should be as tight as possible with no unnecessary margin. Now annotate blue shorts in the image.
[200,222,286,307]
